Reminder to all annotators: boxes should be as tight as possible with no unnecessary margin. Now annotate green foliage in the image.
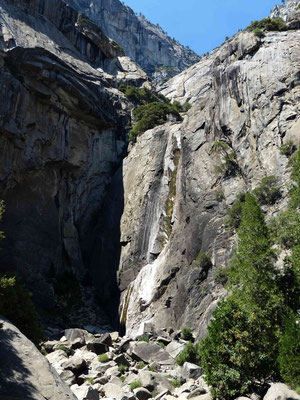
[269,208,300,248]
[253,176,281,205]
[139,335,150,343]
[118,364,128,374]
[130,380,143,390]
[119,85,158,104]
[290,146,300,209]
[157,341,166,348]
[215,189,225,202]
[0,274,44,345]
[148,364,156,372]
[253,28,265,38]
[176,342,200,366]
[181,327,194,341]
[193,252,212,271]
[170,379,181,388]
[280,140,296,157]
[278,311,300,388]
[172,100,192,113]
[212,141,240,178]
[224,192,246,231]
[111,40,123,52]
[137,361,146,369]
[84,377,95,384]
[56,345,72,356]
[198,297,270,399]
[200,194,287,398]
[98,353,109,363]
[248,17,286,33]
[214,267,228,286]
[129,102,182,143]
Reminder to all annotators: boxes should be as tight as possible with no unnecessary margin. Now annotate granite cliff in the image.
[118,1,300,338]
[66,0,200,81]
[0,0,299,341]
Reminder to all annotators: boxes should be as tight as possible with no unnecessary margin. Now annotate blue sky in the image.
[123,0,281,55]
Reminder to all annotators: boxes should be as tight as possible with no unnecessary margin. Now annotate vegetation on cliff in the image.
[176,146,300,398]
[118,84,191,143]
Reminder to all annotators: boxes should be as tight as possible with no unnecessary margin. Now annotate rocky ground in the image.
[43,326,300,400]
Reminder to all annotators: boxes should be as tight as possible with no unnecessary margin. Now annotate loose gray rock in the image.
[181,363,203,380]
[133,387,152,400]
[71,383,99,400]
[263,383,300,400]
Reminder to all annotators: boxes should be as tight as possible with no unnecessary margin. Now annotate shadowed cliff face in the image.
[118,5,300,338]
[0,0,143,325]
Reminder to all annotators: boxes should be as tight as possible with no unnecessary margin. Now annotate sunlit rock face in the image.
[118,14,300,338]
[67,0,200,79]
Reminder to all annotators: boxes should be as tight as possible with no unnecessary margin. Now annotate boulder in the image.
[131,342,175,366]
[138,370,173,393]
[165,342,186,359]
[263,383,300,400]
[181,362,203,380]
[64,353,87,374]
[71,383,99,400]
[46,349,69,374]
[86,338,109,354]
[103,382,128,399]
[97,333,113,347]
[133,387,152,400]
[0,316,77,400]
[65,328,88,348]
[114,353,131,367]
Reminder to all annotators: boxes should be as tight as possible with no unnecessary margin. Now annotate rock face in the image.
[271,0,299,20]
[0,0,147,321]
[118,16,300,337]
[67,0,200,78]
[0,316,77,399]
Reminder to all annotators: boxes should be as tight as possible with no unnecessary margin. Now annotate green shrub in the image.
[248,17,286,33]
[0,274,44,345]
[176,342,200,366]
[215,189,225,202]
[157,341,166,348]
[278,311,300,388]
[137,361,146,369]
[55,345,72,356]
[212,141,240,178]
[290,146,300,209]
[181,327,194,341]
[193,252,212,272]
[148,364,156,372]
[84,377,95,384]
[253,175,281,205]
[214,267,228,286]
[280,140,296,157]
[111,40,123,52]
[224,192,246,230]
[170,379,181,388]
[118,364,128,374]
[129,102,182,142]
[98,353,109,363]
[130,380,143,390]
[139,335,149,343]
[253,28,265,38]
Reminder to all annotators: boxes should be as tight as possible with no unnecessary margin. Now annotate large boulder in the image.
[130,342,175,366]
[181,362,203,380]
[263,383,300,400]
[0,316,77,400]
